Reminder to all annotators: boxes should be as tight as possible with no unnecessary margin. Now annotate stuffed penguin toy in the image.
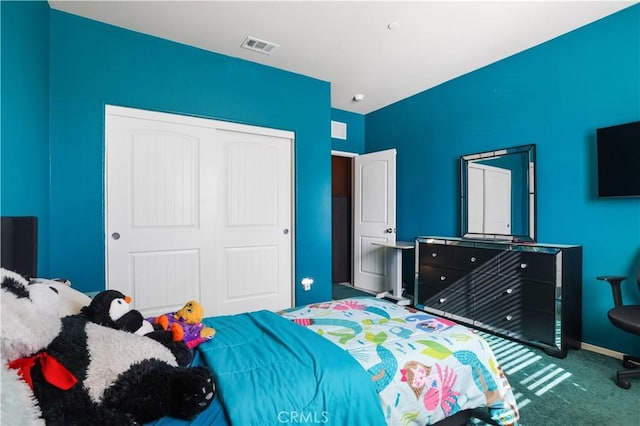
[1,268,215,425]
[82,290,155,335]
[82,290,193,367]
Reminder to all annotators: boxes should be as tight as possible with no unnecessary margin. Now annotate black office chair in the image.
[597,268,640,389]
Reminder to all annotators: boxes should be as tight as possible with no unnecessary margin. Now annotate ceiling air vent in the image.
[241,36,279,55]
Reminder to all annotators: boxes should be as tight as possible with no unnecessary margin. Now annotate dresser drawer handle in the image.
[520,263,528,269]
[439,297,447,304]
[505,315,513,321]
[440,276,446,281]
[504,288,513,295]
[470,256,477,262]
[431,253,438,258]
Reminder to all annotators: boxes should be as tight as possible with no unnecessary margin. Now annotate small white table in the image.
[371,240,414,306]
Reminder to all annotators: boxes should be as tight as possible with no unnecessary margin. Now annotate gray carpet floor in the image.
[332,283,640,426]
[474,331,639,426]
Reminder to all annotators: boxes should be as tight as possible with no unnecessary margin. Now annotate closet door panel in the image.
[211,128,293,315]
[106,106,293,317]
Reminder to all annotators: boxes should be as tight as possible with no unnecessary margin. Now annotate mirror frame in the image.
[460,144,536,242]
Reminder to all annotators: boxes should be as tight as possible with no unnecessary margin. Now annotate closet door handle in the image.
[111,232,120,240]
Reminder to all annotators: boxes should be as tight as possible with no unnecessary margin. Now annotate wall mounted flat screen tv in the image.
[596,120,640,198]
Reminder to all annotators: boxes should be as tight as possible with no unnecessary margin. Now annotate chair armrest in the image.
[597,275,626,282]
[597,275,626,308]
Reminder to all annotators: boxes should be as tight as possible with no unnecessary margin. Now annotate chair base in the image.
[616,354,640,389]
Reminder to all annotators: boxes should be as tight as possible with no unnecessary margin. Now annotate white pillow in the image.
[29,278,92,317]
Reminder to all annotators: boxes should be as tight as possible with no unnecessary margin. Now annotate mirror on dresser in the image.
[460,144,536,242]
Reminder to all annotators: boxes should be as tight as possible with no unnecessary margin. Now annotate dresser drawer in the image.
[418,265,470,293]
[452,246,500,272]
[476,276,555,313]
[417,285,474,320]
[477,307,555,345]
[474,306,523,337]
[520,309,556,345]
[419,243,454,267]
[499,251,557,283]
[521,280,556,313]
[473,282,521,323]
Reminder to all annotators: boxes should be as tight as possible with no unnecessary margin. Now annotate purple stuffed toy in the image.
[150,301,215,349]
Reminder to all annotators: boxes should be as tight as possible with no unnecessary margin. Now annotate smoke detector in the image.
[241,36,279,55]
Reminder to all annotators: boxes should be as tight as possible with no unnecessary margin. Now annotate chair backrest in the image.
[1,216,38,277]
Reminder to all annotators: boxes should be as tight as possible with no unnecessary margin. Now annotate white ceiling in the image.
[48,1,636,114]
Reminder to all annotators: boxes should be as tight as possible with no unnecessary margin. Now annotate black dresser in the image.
[414,236,582,358]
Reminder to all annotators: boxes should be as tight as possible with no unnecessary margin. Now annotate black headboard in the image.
[1,216,38,277]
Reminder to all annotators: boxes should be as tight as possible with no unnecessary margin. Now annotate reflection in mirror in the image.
[460,144,536,242]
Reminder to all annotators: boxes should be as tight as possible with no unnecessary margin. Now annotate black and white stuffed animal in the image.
[1,268,50,425]
[1,268,215,425]
[81,290,193,366]
[82,290,156,335]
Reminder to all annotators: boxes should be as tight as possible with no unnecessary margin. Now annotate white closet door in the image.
[105,106,293,317]
[467,164,485,234]
[467,162,511,235]
[210,128,293,315]
[483,166,511,234]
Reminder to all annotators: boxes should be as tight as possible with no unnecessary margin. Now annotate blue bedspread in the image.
[199,310,386,426]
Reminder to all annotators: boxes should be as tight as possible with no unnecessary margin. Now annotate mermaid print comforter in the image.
[281,297,519,426]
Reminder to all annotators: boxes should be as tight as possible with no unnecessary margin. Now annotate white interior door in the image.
[105,106,293,317]
[353,149,397,293]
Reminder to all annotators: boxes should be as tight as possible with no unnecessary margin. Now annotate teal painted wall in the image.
[3,1,639,357]
[366,5,640,355]
[331,108,365,153]
[0,0,50,276]
[45,10,332,305]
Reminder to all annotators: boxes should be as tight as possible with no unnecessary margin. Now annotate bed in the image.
[4,275,520,426]
[149,297,519,426]
[0,216,517,425]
